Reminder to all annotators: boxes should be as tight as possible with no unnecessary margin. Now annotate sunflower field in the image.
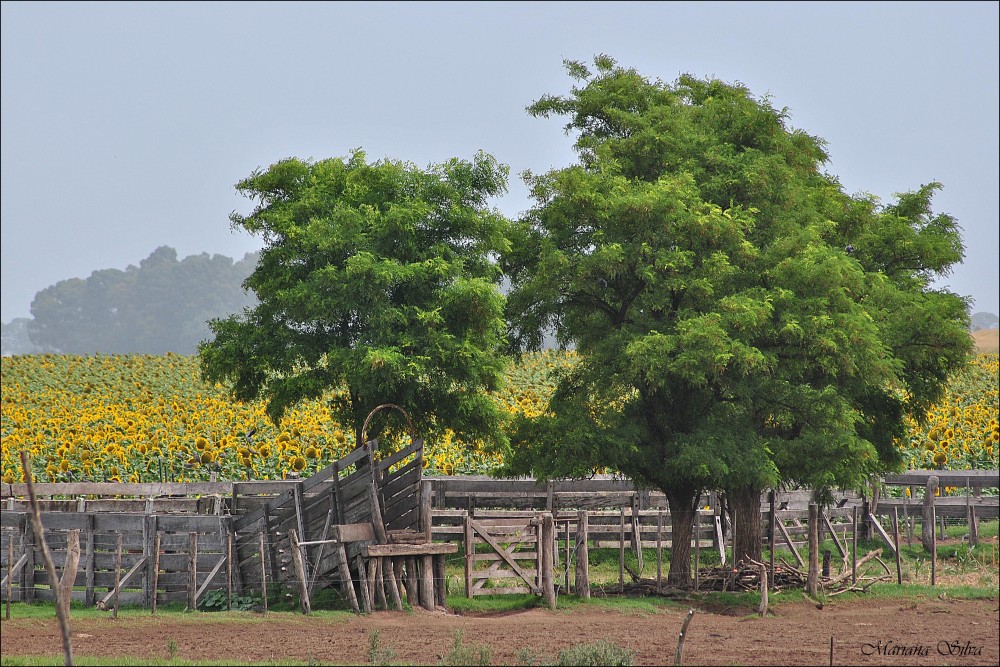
[0,350,577,484]
[1,351,996,486]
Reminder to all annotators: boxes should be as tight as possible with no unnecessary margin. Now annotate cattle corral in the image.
[1,452,998,667]
[2,465,997,611]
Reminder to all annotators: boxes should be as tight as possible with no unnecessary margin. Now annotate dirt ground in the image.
[2,596,998,666]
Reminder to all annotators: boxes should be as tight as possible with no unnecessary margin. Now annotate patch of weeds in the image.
[513,640,636,666]
[438,629,491,666]
[368,629,398,666]
[552,640,636,666]
[166,638,178,660]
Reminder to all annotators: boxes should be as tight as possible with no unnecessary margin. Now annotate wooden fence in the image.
[2,470,996,607]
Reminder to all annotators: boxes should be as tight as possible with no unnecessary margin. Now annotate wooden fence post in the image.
[141,515,154,608]
[288,529,311,614]
[83,514,95,607]
[921,475,938,553]
[970,506,979,547]
[768,490,776,578]
[226,531,233,611]
[113,532,123,619]
[151,532,161,616]
[258,531,268,615]
[188,532,198,611]
[541,513,555,609]
[463,512,473,598]
[59,529,80,620]
[694,511,701,592]
[618,508,625,593]
[420,555,434,611]
[655,510,663,594]
[421,480,433,543]
[806,503,819,597]
[6,537,13,619]
[851,505,858,586]
[892,508,902,585]
[575,511,590,599]
[930,506,937,587]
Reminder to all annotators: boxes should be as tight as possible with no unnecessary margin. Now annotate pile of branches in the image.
[590,549,891,598]
[697,561,804,592]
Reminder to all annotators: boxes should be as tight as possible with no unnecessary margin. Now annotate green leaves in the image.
[506,53,971,511]
[200,149,512,448]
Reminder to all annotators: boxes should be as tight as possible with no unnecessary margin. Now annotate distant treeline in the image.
[1,246,992,357]
[1,246,258,356]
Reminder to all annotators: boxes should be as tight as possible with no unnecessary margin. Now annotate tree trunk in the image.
[729,485,763,563]
[664,486,698,589]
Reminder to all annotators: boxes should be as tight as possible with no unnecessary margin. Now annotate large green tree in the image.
[199,150,512,451]
[502,56,970,584]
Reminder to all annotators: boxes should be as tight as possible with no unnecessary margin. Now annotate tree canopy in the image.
[199,149,512,449]
[501,55,971,584]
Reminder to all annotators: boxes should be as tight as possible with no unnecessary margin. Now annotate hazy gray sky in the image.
[2,1,998,324]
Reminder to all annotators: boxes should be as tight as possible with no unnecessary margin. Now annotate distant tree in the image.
[1,319,42,356]
[502,56,970,585]
[199,150,512,449]
[971,311,999,331]
[26,247,258,354]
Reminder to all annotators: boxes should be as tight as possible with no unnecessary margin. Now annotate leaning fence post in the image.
[19,450,73,666]
[674,608,696,666]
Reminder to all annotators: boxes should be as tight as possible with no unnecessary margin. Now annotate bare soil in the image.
[2,596,998,666]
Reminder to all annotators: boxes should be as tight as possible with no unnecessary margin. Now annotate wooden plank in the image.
[379,464,421,502]
[470,586,532,596]
[775,519,804,568]
[0,552,28,589]
[97,556,148,607]
[883,470,999,488]
[194,554,228,603]
[333,523,376,543]
[468,551,539,563]
[376,439,422,472]
[365,543,457,557]
[867,513,897,556]
[5,482,233,497]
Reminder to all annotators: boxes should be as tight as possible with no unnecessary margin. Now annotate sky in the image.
[2,1,998,324]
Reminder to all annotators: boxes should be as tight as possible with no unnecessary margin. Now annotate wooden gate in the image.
[462,514,542,596]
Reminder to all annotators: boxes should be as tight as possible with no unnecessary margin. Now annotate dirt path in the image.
[2,597,998,666]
